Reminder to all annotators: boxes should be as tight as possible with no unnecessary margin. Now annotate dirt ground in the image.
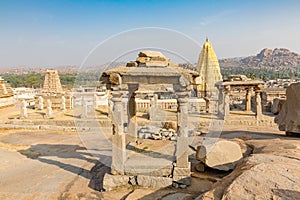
[0,124,292,200]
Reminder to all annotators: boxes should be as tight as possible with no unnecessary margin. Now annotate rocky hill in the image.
[219,48,300,68]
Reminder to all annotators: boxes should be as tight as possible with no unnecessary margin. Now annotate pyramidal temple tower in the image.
[43,69,63,93]
[196,38,222,98]
[0,76,14,108]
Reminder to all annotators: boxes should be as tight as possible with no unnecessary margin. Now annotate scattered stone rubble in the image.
[138,126,178,141]
[152,128,177,141]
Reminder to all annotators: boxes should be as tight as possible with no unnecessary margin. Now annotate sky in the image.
[1,0,300,68]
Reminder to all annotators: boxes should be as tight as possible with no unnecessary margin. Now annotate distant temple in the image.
[0,76,14,108]
[43,69,63,93]
[196,38,223,98]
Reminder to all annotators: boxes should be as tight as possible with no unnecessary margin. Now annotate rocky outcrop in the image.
[197,138,300,200]
[275,82,300,134]
[219,48,300,68]
[196,140,243,171]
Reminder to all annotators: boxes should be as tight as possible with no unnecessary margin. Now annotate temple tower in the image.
[196,38,222,98]
[43,69,63,93]
[0,76,14,108]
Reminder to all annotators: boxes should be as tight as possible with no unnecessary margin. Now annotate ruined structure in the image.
[196,39,223,98]
[0,76,14,108]
[100,51,201,187]
[216,75,264,120]
[43,70,63,93]
[261,88,286,112]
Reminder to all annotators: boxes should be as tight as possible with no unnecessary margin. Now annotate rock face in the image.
[219,48,300,68]
[275,82,300,134]
[198,138,300,200]
[196,140,243,171]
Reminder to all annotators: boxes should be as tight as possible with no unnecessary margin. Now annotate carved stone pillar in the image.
[46,99,52,118]
[217,86,224,117]
[224,86,231,117]
[20,99,28,118]
[245,87,252,111]
[127,84,138,141]
[173,92,190,185]
[111,91,126,175]
[255,90,262,120]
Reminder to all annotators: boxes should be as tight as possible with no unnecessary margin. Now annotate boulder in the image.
[196,140,243,171]
[103,173,129,191]
[137,175,173,188]
[275,82,300,134]
[271,98,286,115]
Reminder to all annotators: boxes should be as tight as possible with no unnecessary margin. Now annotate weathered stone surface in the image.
[198,138,300,200]
[172,175,191,186]
[162,193,192,200]
[103,173,129,191]
[271,98,286,115]
[196,140,243,171]
[43,69,63,93]
[173,166,191,177]
[194,162,205,172]
[275,82,300,134]
[137,175,172,188]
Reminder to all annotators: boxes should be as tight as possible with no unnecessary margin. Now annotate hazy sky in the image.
[1,0,300,68]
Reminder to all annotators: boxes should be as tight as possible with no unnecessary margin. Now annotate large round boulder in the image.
[196,140,243,171]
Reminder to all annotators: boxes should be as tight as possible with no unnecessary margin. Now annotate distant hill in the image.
[219,48,300,68]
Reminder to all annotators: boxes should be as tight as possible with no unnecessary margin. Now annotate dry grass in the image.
[0,142,29,151]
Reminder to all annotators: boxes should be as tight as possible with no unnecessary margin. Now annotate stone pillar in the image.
[127,84,138,140]
[82,97,88,118]
[93,94,97,109]
[217,87,224,117]
[111,91,126,175]
[245,87,252,111]
[20,99,28,118]
[255,91,262,120]
[37,96,44,110]
[61,96,66,111]
[173,92,190,185]
[46,99,52,118]
[224,86,231,117]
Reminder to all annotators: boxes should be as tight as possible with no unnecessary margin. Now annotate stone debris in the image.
[196,140,243,171]
[137,175,173,188]
[151,128,177,141]
[275,82,300,134]
[102,173,129,191]
[136,51,170,67]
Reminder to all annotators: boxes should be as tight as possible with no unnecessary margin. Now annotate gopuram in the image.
[33,70,72,117]
[0,76,14,108]
[196,38,223,112]
[100,50,201,187]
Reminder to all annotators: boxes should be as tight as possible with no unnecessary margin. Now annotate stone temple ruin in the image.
[42,69,63,93]
[0,76,14,108]
[100,50,202,187]
[196,38,223,112]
